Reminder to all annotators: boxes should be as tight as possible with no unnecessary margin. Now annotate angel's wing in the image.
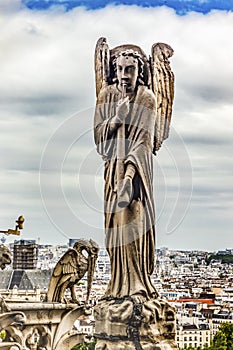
[47,249,79,302]
[53,249,78,277]
[150,43,174,152]
[95,37,110,97]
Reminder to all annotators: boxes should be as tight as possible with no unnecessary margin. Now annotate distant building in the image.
[13,239,38,270]
[96,249,110,278]
[217,249,233,255]
[176,322,211,349]
[210,311,233,337]
[74,318,95,334]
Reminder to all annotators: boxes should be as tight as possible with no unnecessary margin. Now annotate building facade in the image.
[13,239,38,270]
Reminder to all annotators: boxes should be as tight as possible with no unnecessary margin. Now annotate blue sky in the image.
[23,0,233,14]
[0,0,233,250]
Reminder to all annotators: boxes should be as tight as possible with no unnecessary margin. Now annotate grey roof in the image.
[0,270,12,289]
[20,270,52,290]
[0,270,52,290]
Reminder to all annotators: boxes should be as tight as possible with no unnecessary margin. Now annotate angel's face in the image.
[116,55,138,93]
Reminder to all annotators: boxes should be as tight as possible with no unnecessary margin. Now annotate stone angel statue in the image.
[46,239,99,304]
[94,37,174,302]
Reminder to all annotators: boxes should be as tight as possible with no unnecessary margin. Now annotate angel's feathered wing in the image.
[47,248,78,302]
[150,43,174,152]
[95,37,110,97]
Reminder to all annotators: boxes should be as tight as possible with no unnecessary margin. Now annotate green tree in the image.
[180,322,233,350]
[203,344,211,350]
[72,338,96,350]
[212,323,233,350]
[0,330,6,341]
[212,330,227,350]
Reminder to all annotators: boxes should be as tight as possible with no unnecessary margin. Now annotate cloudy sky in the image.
[0,0,232,251]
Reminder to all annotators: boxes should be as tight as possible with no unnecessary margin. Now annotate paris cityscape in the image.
[1,237,233,349]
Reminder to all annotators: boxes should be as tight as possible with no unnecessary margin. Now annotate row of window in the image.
[177,337,209,341]
[181,331,206,334]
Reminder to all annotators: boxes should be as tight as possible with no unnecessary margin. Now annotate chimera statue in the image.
[47,239,99,304]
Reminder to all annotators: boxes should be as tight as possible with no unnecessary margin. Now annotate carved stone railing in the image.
[0,301,90,350]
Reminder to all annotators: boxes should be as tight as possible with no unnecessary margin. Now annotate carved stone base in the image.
[94,297,178,350]
[0,301,88,350]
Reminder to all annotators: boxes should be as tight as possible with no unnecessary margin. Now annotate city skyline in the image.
[0,0,232,250]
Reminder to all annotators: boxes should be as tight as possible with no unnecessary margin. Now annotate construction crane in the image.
[0,215,24,236]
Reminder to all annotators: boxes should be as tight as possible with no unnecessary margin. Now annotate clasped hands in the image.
[113,96,129,124]
[108,97,129,135]
[117,96,129,121]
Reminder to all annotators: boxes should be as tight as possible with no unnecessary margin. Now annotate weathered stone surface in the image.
[0,240,100,350]
[0,244,12,270]
[94,37,176,349]
[95,340,176,350]
[0,311,26,330]
[0,301,89,350]
[46,239,99,303]
[0,342,22,350]
[94,297,177,349]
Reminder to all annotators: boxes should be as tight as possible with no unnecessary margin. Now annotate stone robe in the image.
[94,84,157,300]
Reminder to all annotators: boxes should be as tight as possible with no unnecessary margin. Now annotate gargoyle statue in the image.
[47,239,99,304]
[0,244,12,270]
[0,311,26,331]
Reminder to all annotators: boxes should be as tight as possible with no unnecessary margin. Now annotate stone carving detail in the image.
[0,237,24,348]
[94,37,177,349]
[0,312,26,330]
[0,311,26,350]
[94,298,177,349]
[47,239,99,303]
[0,301,89,350]
[0,244,12,270]
[25,326,50,350]
[0,241,99,350]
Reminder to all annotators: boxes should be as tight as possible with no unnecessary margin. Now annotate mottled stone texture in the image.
[47,239,99,304]
[0,301,89,350]
[94,37,177,349]
[0,244,11,270]
[0,241,99,350]
[94,297,177,349]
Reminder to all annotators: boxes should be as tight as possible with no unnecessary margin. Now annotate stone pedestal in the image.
[94,297,178,350]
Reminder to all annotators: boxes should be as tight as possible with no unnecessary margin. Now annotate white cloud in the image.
[0,2,232,250]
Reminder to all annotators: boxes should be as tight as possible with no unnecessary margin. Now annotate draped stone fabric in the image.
[94,84,158,300]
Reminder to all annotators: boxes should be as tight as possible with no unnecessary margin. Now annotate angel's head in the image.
[112,49,144,93]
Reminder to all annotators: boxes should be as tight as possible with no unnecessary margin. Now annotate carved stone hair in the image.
[112,49,145,85]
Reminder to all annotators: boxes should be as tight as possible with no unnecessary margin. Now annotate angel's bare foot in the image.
[131,294,147,304]
[118,176,134,208]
